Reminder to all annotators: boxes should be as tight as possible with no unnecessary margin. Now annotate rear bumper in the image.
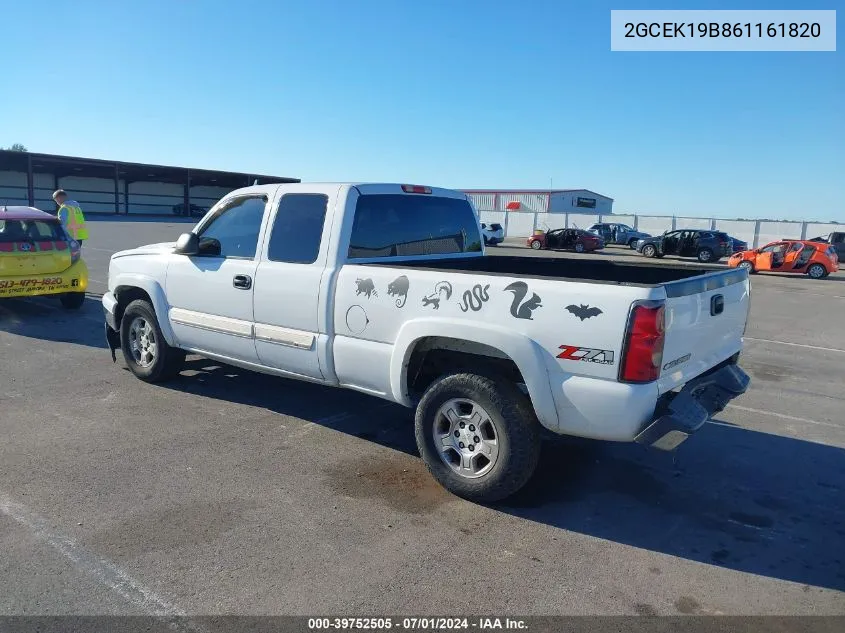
[0,260,88,298]
[635,361,750,451]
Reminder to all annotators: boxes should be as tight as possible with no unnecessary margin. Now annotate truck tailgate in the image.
[657,269,749,394]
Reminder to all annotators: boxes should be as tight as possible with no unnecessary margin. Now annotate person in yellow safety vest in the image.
[53,189,89,244]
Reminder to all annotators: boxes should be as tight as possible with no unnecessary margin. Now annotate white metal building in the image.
[0,150,298,216]
[463,189,614,214]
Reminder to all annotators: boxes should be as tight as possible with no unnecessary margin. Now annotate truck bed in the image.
[361,254,743,290]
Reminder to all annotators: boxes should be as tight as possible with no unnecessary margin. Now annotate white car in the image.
[102,182,751,502]
[480,222,504,246]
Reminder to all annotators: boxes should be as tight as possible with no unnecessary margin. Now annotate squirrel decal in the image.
[504,281,542,320]
[458,284,491,312]
[421,281,453,310]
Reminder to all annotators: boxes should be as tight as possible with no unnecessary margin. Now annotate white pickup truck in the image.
[102,183,751,502]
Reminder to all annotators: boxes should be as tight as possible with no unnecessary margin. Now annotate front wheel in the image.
[120,299,186,382]
[697,248,714,263]
[807,263,827,279]
[641,244,656,258]
[628,239,639,249]
[59,292,85,310]
[739,260,755,274]
[415,372,541,504]
[530,240,542,250]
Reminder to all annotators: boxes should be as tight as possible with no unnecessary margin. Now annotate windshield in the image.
[0,219,66,243]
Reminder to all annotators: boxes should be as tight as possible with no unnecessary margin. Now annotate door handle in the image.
[710,294,724,316]
[233,274,252,290]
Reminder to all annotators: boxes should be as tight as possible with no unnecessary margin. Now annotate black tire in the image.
[641,244,657,258]
[807,263,827,279]
[120,299,186,383]
[414,372,541,504]
[697,248,714,263]
[59,292,85,310]
[739,260,755,274]
[530,240,542,250]
[575,242,585,253]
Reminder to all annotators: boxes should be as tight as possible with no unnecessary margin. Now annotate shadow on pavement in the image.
[0,295,107,349]
[158,358,845,592]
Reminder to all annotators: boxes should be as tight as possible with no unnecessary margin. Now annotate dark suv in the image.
[636,229,732,263]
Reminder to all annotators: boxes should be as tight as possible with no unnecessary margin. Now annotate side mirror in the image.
[198,237,222,256]
[174,232,199,255]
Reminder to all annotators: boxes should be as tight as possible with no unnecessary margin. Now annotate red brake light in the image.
[620,302,665,383]
[401,185,431,194]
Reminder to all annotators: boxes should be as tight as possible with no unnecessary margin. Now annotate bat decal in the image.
[355,278,378,298]
[565,304,603,321]
[458,284,491,312]
[422,281,453,310]
[504,281,542,320]
[387,275,410,308]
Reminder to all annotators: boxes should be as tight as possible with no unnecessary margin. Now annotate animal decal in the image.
[387,275,410,308]
[421,281,453,310]
[458,284,491,312]
[355,278,378,298]
[565,304,603,321]
[504,281,542,320]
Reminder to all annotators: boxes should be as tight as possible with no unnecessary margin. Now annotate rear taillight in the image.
[401,184,432,194]
[619,301,665,383]
[70,240,81,265]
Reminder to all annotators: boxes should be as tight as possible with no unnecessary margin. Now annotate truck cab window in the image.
[199,196,267,259]
[348,194,482,259]
[267,194,329,264]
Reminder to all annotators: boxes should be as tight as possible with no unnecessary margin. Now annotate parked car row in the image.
[507,221,838,280]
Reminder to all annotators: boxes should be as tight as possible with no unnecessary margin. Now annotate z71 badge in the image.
[557,345,615,365]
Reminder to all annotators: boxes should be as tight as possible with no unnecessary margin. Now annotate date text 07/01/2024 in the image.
[307,617,528,630]
[624,22,822,39]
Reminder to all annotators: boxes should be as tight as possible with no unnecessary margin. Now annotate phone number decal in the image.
[0,277,63,289]
[610,10,836,51]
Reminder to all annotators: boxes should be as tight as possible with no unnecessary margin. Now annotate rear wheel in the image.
[530,240,542,250]
[120,299,185,382]
[575,242,585,253]
[415,372,541,504]
[807,263,827,279]
[641,244,657,258]
[59,292,85,310]
[697,248,714,263]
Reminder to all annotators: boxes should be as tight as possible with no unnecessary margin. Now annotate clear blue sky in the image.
[1,0,842,221]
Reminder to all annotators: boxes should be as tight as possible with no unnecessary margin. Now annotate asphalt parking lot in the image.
[1,219,844,617]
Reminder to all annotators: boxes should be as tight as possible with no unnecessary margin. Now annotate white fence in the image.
[479,209,844,249]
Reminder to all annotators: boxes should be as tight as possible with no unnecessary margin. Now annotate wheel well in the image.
[114,286,153,326]
[405,337,526,400]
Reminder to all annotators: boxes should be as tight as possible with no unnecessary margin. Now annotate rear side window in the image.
[267,194,328,264]
[348,194,482,259]
[827,246,838,257]
[0,219,65,242]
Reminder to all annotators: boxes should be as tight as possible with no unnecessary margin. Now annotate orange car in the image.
[728,240,839,279]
